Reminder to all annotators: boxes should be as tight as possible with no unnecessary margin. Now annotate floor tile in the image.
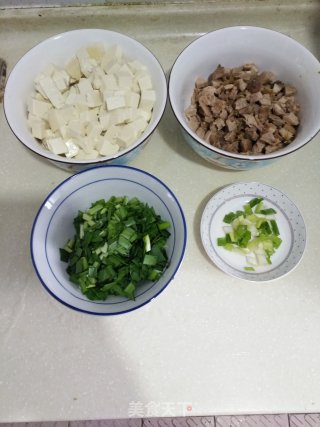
[70,420,142,427]
[216,414,289,427]
[143,417,215,427]
[289,414,320,427]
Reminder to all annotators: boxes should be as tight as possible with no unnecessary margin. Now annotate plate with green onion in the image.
[31,165,187,315]
[200,182,306,281]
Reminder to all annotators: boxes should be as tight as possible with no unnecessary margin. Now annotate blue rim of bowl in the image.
[4,28,168,166]
[30,164,187,315]
[168,25,320,163]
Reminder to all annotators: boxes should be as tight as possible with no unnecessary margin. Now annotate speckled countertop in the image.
[1,1,320,423]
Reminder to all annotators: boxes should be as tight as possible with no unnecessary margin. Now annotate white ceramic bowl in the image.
[169,26,320,170]
[31,165,187,315]
[4,29,167,172]
[201,182,306,281]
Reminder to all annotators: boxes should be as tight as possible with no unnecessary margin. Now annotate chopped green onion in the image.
[260,208,277,215]
[60,196,171,301]
[217,197,282,269]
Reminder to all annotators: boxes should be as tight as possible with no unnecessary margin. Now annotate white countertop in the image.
[1,1,320,422]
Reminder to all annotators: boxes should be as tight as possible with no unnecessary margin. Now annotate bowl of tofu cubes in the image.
[169,26,320,170]
[4,29,167,172]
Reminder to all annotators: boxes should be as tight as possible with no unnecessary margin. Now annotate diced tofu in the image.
[38,76,65,108]
[139,90,156,112]
[117,123,137,147]
[136,107,152,122]
[80,109,100,126]
[118,75,133,90]
[101,74,118,91]
[86,90,102,108]
[77,78,94,95]
[105,94,126,111]
[104,45,123,63]
[75,149,99,160]
[130,117,149,134]
[30,42,154,160]
[96,138,120,156]
[87,44,105,62]
[125,91,140,109]
[52,70,70,93]
[30,117,47,140]
[65,139,80,158]
[104,59,121,75]
[109,108,134,126]
[65,56,81,81]
[118,63,134,77]
[28,97,52,119]
[105,124,120,141]
[90,66,105,90]
[85,121,102,140]
[99,112,111,131]
[76,47,97,77]
[128,59,147,73]
[46,137,68,155]
[48,109,64,131]
[137,74,153,91]
[75,136,96,154]
[65,119,85,138]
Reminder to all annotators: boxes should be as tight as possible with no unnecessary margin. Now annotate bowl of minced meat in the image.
[169,26,320,170]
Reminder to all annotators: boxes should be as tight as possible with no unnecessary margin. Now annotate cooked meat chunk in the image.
[185,63,300,155]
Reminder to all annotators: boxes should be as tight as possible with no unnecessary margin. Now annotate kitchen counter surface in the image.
[1,1,320,422]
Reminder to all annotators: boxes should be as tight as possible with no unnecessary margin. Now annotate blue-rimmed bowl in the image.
[30,165,187,315]
[169,26,320,170]
[4,29,167,172]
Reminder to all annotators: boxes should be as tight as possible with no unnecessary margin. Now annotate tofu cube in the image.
[46,137,68,155]
[137,74,153,91]
[101,74,118,91]
[117,123,137,147]
[28,97,52,119]
[76,47,97,77]
[87,44,105,62]
[65,139,80,158]
[52,69,70,93]
[96,138,120,156]
[38,76,65,108]
[86,90,102,108]
[65,119,85,138]
[105,124,120,142]
[125,91,140,109]
[77,78,94,95]
[118,74,133,90]
[65,56,81,81]
[75,149,99,160]
[139,90,156,112]
[105,94,126,111]
[128,59,147,73]
[30,118,47,140]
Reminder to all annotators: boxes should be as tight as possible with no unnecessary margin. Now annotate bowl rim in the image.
[4,28,168,166]
[168,25,320,162]
[30,164,187,315]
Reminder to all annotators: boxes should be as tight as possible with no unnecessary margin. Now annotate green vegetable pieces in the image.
[60,196,171,301]
[217,197,282,271]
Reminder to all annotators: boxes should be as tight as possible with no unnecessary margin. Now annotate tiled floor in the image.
[2,415,320,427]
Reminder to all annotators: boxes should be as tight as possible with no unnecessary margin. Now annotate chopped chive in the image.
[260,208,277,215]
[60,196,171,301]
[270,219,280,235]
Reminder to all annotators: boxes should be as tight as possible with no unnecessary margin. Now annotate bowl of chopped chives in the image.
[200,182,306,281]
[30,165,187,315]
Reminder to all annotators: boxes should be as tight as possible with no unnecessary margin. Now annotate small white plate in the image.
[200,182,306,282]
